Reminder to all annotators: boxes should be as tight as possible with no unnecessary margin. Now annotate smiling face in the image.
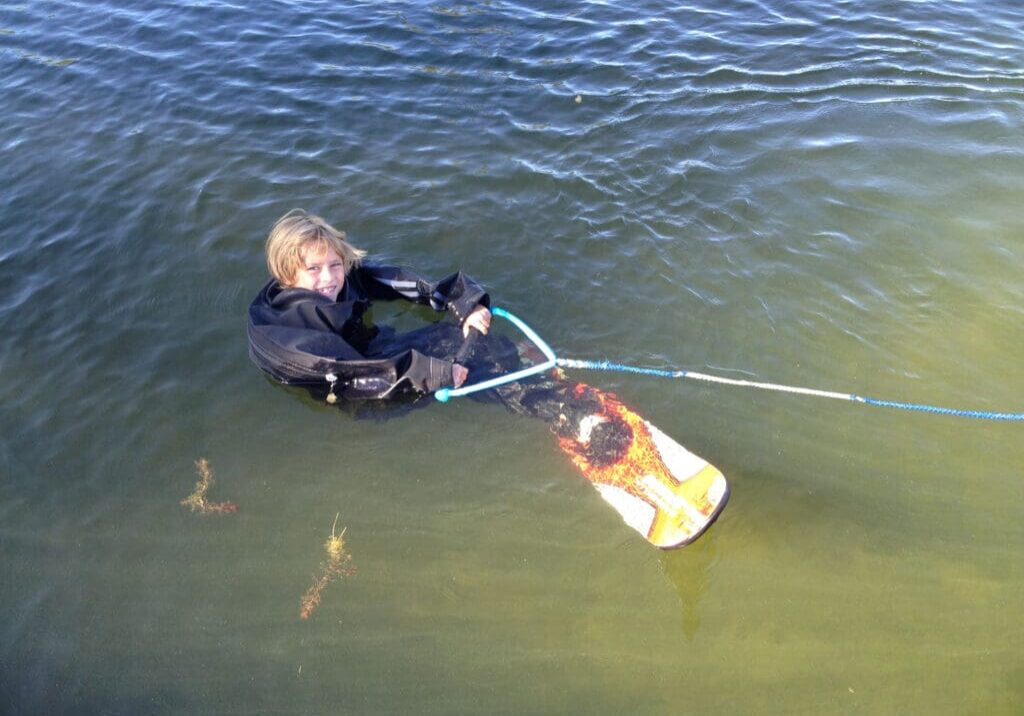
[290,243,347,301]
[265,210,366,297]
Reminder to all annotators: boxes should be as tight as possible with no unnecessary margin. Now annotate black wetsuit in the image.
[247,263,632,460]
[248,263,513,400]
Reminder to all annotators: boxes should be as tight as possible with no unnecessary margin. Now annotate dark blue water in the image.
[2,1,1023,713]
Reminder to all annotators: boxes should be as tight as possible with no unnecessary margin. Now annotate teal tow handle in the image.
[435,307,557,402]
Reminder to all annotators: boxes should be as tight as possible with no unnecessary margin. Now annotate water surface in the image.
[2,1,1023,713]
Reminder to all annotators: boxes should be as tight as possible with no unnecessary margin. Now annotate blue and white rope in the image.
[556,358,1024,422]
[437,309,1024,422]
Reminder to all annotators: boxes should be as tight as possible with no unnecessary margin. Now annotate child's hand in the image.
[463,305,491,337]
[452,363,469,388]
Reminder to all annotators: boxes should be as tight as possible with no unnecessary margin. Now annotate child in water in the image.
[247,210,728,548]
[248,209,513,402]
[247,209,705,526]
[247,213,729,549]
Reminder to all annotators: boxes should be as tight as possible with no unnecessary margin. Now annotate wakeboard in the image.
[552,382,729,549]
[442,310,729,549]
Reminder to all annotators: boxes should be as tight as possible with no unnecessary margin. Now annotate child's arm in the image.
[356,265,489,327]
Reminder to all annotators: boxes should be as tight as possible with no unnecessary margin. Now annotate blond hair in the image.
[265,209,367,286]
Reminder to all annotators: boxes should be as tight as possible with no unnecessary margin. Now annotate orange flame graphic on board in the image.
[555,384,715,517]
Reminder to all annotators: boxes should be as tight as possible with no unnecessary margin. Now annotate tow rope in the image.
[437,308,1024,422]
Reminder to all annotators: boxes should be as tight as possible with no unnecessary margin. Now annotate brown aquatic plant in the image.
[181,458,238,515]
[300,513,356,620]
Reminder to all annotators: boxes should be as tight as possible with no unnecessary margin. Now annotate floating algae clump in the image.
[300,513,356,620]
[181,458,238,515]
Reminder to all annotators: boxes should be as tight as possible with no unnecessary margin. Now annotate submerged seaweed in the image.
[300,513,356,620]
[180,458,238,515]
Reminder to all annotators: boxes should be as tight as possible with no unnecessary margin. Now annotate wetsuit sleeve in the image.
[389,350,453,395]
[356,265,490,325]
[248,316,453,396]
